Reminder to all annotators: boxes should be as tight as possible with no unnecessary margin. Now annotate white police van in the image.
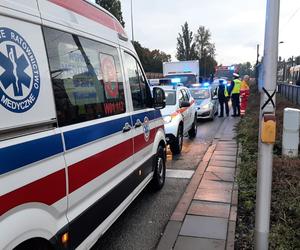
[0,1,167,249]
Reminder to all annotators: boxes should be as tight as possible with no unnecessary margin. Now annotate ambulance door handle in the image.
[134,119,142,128]
[123,122,132,133]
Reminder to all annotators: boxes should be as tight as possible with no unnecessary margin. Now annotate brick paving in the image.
[157,117,239,250]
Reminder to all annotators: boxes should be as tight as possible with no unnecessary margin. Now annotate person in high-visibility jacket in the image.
[240,75,250,116]
[215,79,229,117]
[229,73,241,117]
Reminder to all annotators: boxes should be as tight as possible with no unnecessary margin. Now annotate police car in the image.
[0,1,167,249]
[189,84,218,120]
[158,85,197,154]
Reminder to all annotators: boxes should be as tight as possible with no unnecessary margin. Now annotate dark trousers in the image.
[219,99,229,116]
[231,94,240,116]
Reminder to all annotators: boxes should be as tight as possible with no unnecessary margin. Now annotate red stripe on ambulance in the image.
[0,128,160,216]
[49,0,126,36]
[0,169,66,216]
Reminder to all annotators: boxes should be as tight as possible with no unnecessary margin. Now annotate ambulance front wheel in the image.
[150,144,166,191]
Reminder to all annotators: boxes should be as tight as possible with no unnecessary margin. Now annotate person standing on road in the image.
[229,73,241,117]
[216,79,229,117]
[240,75,250,116]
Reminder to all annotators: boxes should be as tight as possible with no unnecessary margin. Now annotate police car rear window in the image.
[43,27,126,127]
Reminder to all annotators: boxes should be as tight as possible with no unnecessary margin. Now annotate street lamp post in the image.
[256,44,260,65]
[278,41,285,82]
[131,0,134,42]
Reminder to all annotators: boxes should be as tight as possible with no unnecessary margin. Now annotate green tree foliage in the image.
[96,0,125,27]
[176,23,217,77]
[176,22,198,61]
[133,41,171,73]
[236,62,254,77]
[195,26,217,77]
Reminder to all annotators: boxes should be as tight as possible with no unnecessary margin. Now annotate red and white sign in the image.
[100,53,119,98]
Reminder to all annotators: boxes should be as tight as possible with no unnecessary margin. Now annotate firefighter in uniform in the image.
[230,73,241,117]
[216,79,229,117]
[240,75,250,116]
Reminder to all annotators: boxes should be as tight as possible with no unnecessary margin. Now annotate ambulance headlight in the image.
[163,115,172,123]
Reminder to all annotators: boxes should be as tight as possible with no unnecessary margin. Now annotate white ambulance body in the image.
[0,1,166,249]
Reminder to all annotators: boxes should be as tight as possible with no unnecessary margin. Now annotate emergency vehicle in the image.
[158,85,197,154]
[163,60,199,87]
[215,65,238,81]
[0,1,167,249]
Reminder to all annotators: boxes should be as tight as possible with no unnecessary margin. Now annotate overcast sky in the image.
[118,0,300,65]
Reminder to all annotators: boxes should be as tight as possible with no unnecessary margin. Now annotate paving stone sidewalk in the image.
[157,117,239,250]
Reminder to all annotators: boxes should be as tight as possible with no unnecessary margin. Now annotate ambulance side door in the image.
[43,27,135,248]
[122,51,157,175]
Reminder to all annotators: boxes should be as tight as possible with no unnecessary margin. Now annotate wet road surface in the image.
[93,117,224,250]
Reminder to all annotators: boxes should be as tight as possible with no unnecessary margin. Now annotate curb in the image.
[170,144,216,222]
[157,144,216,250]
[157,118,240,250]
[225,142,241,250]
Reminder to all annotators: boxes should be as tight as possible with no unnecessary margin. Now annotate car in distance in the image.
[189,85,218,120]
[157,85,197,154]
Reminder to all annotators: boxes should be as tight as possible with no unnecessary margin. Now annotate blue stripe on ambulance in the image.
[63,110,161,150]
[0,110,162,176]
[63,116,131,151]
[0,134,64,175]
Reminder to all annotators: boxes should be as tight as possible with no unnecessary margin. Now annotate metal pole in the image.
[283,60,286,82]
[255,0,280,249]
[131,0,134,42]
[255,44,260,86]
[256,44,260,65]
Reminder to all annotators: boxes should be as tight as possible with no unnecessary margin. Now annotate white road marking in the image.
[166,169,195,179]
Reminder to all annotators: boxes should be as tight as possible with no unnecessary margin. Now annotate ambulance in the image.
[0,1,167,249]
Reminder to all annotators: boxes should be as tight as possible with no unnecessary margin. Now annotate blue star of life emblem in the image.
[143,117,150,142]
[0,27,40,113]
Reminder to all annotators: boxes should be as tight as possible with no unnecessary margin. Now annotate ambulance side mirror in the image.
[153,87,166,109]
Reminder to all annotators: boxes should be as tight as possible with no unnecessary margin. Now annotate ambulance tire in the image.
[150,144,166,191]
[170,124,183,155]
[188,115,197,138]
[15,238,53,250]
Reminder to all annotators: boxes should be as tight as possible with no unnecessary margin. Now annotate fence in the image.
[278,84,300,105]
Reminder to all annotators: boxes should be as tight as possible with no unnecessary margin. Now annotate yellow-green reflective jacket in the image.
[232,79,241,94]
[224,86,229,97]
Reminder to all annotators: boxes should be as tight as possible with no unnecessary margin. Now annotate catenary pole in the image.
[255,0,280,249]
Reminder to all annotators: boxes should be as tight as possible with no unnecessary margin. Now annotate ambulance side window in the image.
[124,53,152,110]
[43,27,125,127]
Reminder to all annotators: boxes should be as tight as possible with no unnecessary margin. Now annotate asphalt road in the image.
[92,117,224,250]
